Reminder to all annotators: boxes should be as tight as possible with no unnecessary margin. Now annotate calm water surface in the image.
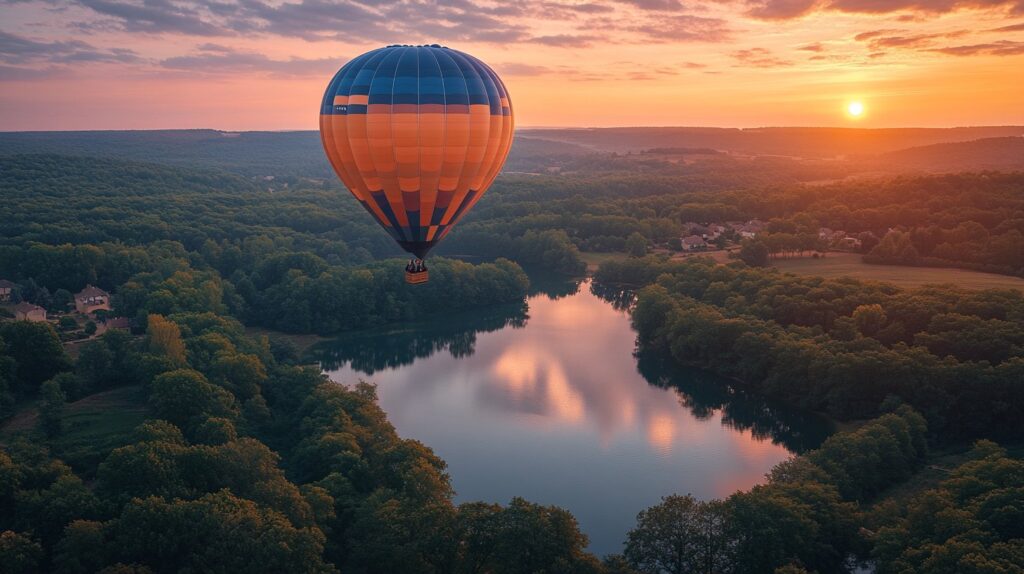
[316,279,830,556]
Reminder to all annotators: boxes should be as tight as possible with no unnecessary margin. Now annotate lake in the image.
[316,278,831,556]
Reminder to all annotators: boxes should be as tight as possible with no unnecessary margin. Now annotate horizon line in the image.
[2,125,1024,134]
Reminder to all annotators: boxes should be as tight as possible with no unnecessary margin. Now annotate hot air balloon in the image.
[319,45,514,284]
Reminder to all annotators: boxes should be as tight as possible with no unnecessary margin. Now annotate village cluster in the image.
[0,281,128,340]
[677,219,866,253]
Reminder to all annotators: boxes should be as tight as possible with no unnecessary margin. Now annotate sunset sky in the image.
[2,0,1023,130]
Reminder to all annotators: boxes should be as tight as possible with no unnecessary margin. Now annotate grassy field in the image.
[773,252,1024,291]
[54,386,149,476]
[580,251,631,273]
[1,386,149,477]
[245,326,327,357]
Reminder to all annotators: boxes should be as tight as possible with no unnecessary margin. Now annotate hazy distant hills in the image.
[0,129,590,177]
[878,137,1024,171]
[1,127,1022,178]
[0,130,332,178]
[521,126,1024,158]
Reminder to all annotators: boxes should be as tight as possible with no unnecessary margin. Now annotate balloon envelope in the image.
[319,45,514,258]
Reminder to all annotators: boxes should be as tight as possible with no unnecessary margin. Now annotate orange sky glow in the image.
[1,0,1023,130]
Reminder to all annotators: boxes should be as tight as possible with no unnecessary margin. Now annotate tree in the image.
[149,369,237,432]
[54,520,109,574]
[739,240,769,267]
[145,314,186,367]
[449,497,598,574]
[84,321,98,336]
[108,491,333,573]
[627,233,648,257]
[624,494,727,574]
[852,304,887,338]
[724,487,819,574]
[38,378,66,438]
[0,531,44,574]
[59,316,78,331]
[53,288,74,312]
[0,321,71,394]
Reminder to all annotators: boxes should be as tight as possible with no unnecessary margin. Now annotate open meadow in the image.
[773,252,1024,291]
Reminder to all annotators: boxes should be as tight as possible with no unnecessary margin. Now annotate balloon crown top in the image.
[384,44,448,49]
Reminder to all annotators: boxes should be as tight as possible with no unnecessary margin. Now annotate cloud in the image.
[798,41,825,51]
[930,39,1024,55]
[528,34,601,47]
[74,0,228,36]
[990,21,1024,31]
[628,14,734,41]
[828,0,1020,15]
[739,0,1024,20]
[159,45,340,77]
[854,29,905,41]
[493,62,553,75]
[615,0,687,10]
[854,29,969,50]
[50,0,534,45]
[731,47,793,66]
[744,0,820,19]
[0,63,58,80]
[538,1,616,17]
[0,29,141,65]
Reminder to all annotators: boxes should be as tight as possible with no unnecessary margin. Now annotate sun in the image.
[847,101,865,118]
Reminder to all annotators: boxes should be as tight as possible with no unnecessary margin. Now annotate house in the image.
[707,224,727,239]
[736,225,758,239]
[836,236,862,251]
[687,224,710,237]
[105,317,131,331]
[75,285,111,314]
[818,227,834,240]
[0,279,14,302]
[12,302,47,322]
[681,235,708,251]
[734,219,765,239]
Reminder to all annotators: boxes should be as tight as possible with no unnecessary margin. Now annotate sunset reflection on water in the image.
[323,280,827,555]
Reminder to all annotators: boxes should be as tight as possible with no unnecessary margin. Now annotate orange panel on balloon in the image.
[319,45,513,259]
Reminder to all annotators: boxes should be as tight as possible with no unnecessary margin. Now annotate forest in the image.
[1,133,1023,573]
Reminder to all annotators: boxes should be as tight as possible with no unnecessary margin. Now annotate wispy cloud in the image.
[0,29,140,65]
[627,14,734,42]
[930,39,1024,55]
[740,0,1024,20]
[731,47,793,67]
[858,30,968,50]
[528,34,601,47]
[990,21,1024,31]
[160,44,340,77]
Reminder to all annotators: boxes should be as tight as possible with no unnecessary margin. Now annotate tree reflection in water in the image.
[310,301,529,374]
[634,353,831,453]
[312,276,830,452]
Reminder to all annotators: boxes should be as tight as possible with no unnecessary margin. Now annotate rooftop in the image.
[77,285,109,299]
[12,301,44,313]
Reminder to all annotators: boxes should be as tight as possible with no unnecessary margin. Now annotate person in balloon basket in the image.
[406,259,427,274]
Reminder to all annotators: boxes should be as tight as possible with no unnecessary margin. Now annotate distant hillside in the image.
[879,137,1024,171]
[4,127,1023,178]
[520,126,1024,158]
[0,130,332,178]
[0,130,594,178]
